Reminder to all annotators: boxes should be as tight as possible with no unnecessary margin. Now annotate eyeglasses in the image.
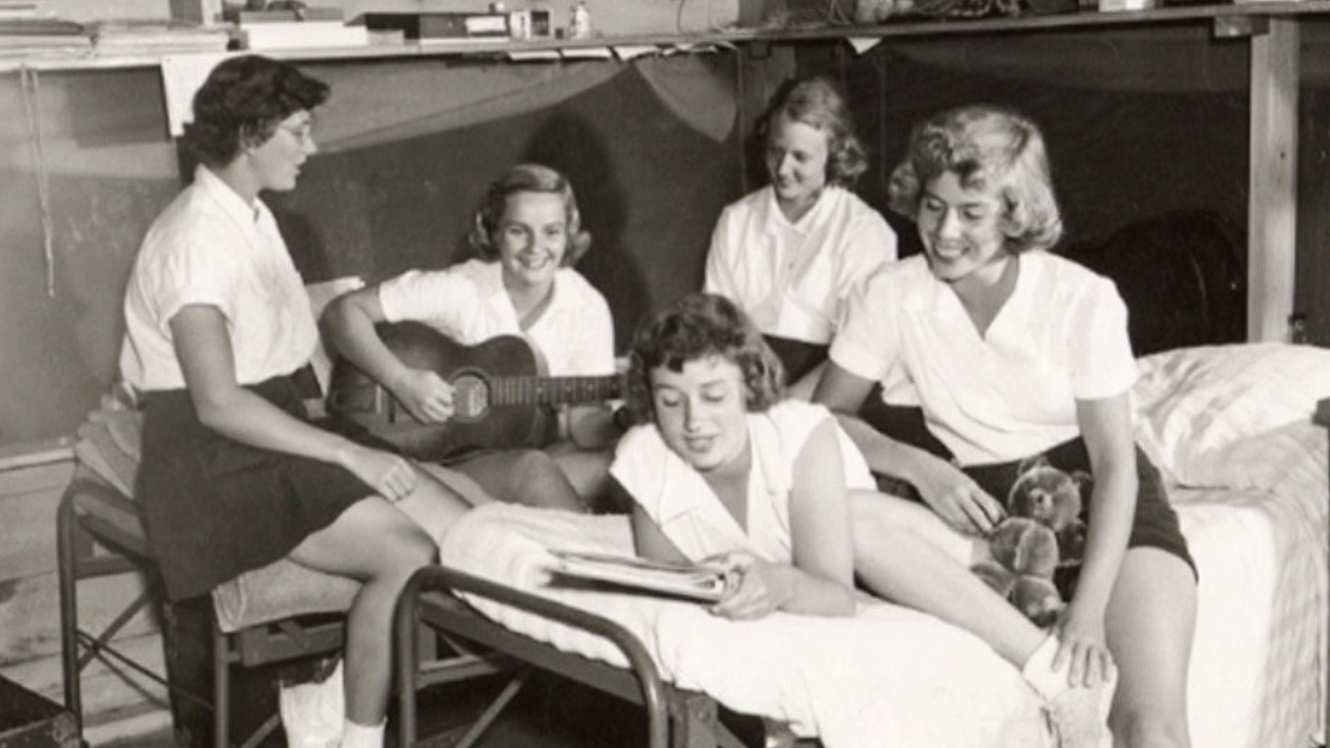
[277,122,314,145]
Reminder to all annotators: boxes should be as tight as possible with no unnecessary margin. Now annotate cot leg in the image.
[671,693,720,748]
[56,491,83,732]
[214,624,230,748]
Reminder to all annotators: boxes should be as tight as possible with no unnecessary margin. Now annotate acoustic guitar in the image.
[326,322,624,461]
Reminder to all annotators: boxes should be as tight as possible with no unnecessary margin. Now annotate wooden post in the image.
[1247,18,1299,342]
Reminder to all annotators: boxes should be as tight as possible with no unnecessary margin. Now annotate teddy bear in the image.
[970,457,1090,628]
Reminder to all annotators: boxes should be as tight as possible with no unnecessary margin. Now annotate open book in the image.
[549,550,728,602]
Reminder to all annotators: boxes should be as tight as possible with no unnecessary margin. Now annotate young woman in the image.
[324,164,620,512]
[815,104,1198,748]
[612,294,1066,748]
[613,293,861,621]
[119,55,476,748]
[704,75,897,399]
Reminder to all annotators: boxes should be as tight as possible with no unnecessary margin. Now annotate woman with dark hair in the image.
[120,55,476,748]
[325,163,619,512]
[704,75,897,398]
[816,104,1198,748]
[616,292,862,620]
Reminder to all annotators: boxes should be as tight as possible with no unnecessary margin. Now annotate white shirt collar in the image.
[194,164,264,226]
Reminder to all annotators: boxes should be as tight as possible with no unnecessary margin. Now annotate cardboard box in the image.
[358,11,508,39]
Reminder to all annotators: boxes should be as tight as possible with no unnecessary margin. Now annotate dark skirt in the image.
[137,372,380,601]
[859,400,1197,598]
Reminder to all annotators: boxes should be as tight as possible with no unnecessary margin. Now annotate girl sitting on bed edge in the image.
[610,292,1109,748]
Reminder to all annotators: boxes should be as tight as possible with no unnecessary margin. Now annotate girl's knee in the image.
[509,449,583,511]
[1109,703,1189,748]
[380,524,436,571]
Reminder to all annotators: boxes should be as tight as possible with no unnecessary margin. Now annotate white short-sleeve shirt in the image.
[611,400,874,564]
[119,165,318,392]
[703,186,897,345]
[830,252,1138,466]
[377,258,615,377]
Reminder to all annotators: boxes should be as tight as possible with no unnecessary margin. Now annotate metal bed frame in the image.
[394,565,753,748]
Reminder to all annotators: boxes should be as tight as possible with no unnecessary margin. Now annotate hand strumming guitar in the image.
[388,367,455,424]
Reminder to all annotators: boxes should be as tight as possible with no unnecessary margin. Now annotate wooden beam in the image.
[1248,18,1299,341]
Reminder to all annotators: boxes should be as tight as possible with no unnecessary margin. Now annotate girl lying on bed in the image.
[814,104,1198,748]
[611,292,1109,746]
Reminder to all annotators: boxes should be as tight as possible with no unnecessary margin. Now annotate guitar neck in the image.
[486,375,623,408]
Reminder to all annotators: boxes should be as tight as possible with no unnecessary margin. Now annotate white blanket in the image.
[438,503,1053,748]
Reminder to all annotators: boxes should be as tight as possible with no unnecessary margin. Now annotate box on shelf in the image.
[358,11,509,39]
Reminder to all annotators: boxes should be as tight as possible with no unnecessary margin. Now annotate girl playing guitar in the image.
[324,164,620,512]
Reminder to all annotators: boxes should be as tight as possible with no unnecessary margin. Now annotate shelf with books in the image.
[2,0,1330,73]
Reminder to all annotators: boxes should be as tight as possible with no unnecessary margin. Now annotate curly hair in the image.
[467,163,592,266]
[183,55,329,168]
[623,293,785,426]
[755,75,868,188]
[886,104,1063,254]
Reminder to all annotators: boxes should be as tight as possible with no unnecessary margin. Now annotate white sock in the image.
[1021,634,1067,701]
[1021,635,1115,748]
[341,718,386,748]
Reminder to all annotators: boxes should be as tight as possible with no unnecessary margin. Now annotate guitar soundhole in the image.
[451,373,491,422]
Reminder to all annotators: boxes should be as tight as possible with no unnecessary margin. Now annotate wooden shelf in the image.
[4,1,1330,74]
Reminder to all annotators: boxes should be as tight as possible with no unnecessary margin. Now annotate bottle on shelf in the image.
[1288,312,1309,344]
[569,1,591,39]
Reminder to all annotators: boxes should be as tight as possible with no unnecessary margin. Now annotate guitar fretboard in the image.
[485,375,623,407]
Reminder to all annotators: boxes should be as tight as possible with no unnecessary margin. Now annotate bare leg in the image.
[449,448,585,512]
[288,496,437,727]
[1105,548,1196,748]
[544,441,614,512]
[851,491,1046,666]
[396,464,482,543]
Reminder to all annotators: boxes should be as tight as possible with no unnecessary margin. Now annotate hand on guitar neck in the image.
[328,322,624,461]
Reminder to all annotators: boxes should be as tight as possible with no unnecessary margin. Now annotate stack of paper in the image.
[94,22,229,55]
[239,8,370,50]
[0,13,91,56]
[550,549,728,602]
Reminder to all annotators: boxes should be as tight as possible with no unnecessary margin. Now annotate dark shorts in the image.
[137,371,389,602]
[858,400,1197,597]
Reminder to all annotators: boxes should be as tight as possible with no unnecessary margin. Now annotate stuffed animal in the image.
[971,457,1090,628]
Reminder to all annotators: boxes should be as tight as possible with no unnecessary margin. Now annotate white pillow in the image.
[1131,343,1330,493]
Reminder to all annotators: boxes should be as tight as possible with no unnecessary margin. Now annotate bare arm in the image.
[171,305,418,501]
[813,361,1002,535]
[710,418,857,620]
[322,285,454,424]
[1055,392,1136,686]
[780,418,858,616]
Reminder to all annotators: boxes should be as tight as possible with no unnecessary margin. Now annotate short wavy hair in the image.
[183,55,329,168]
[755,75,868,188]
[467,163,592,266]
[623,293,785,426]
[886,104,1063,254]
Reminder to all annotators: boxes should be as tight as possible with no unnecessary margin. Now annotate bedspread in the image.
[438,503,1054,748]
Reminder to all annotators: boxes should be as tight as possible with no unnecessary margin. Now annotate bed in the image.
[390,340,1329,748]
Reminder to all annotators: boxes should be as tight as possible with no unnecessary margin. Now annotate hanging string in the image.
[20,64,56,298]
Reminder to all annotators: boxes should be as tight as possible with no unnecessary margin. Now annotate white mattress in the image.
[1174,481,1327,748]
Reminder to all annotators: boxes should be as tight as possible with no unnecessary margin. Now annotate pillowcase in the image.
[1131,343,1330,494]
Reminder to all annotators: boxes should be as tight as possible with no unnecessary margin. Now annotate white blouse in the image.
[377,258,616,377]
[612,400,874,564]
[830,252,1138,465]
[120,165,318,392]
[704,186,897,345]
